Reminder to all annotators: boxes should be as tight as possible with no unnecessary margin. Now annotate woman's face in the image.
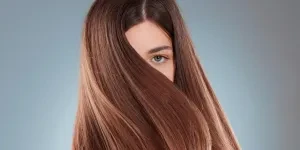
[125,20,175,82]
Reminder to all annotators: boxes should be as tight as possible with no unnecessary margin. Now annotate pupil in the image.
[154,56,162,61]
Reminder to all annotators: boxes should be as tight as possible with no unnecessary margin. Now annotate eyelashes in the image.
[151,55,170,64]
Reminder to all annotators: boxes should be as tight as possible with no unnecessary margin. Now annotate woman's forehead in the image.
[125,20,172,55]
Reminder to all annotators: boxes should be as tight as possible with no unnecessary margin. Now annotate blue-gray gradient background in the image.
[0,0,299,150]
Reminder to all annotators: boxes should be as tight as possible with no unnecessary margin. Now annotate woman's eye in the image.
[151,55,168,64]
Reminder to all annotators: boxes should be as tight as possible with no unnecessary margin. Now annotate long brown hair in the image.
[72,0,240,149]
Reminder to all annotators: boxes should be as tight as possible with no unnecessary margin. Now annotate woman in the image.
[72,0,241,149]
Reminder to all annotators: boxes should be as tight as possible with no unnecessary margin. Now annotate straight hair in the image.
[72,0,241,149]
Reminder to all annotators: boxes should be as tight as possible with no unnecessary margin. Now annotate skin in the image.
[125,20,175,82]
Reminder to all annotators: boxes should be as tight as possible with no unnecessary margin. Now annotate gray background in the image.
[0,0,299,150]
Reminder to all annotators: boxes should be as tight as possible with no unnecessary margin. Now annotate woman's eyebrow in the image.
[147,45,172,54]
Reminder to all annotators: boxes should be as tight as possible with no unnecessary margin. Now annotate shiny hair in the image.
[72,0,240,149]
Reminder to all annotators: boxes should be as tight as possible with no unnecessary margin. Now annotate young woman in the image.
[72,0,240,149]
